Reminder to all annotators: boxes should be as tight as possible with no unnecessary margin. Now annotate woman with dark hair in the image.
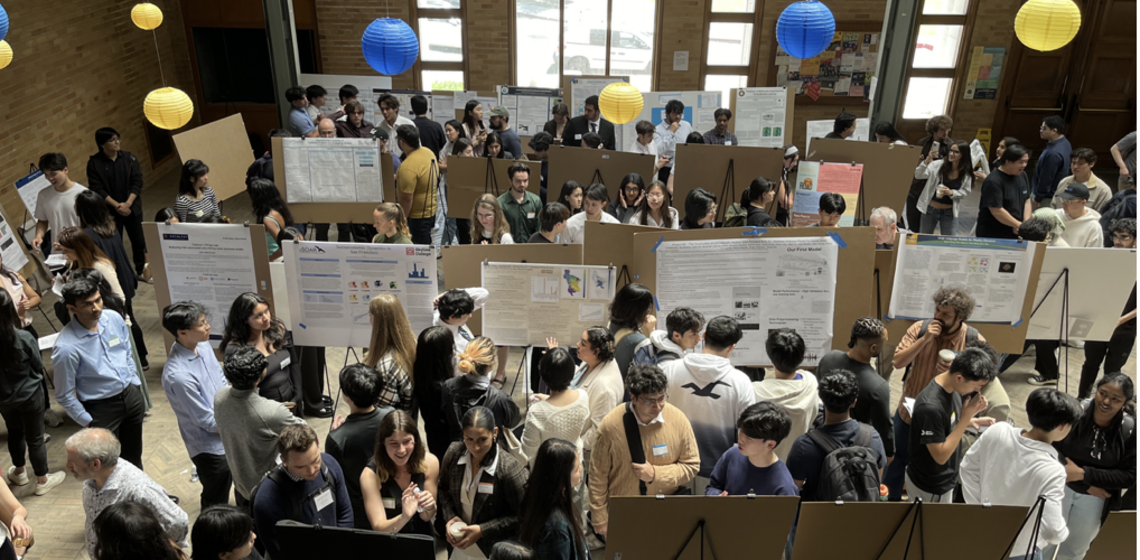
[221,292,304,415]
[462,100,488,157]
[521,349,590,467]
[563,183,619,244]
[489,542,536,560]
[176,159,221,223]
[154,207,178,223]
[190,505,258,560]
[774,145,800,226]
[485,133,514,160]
[439,119,468,247]
[557,181,584,216]
[1047,372,1136,560]
[975,137,1022,183]
[741,176,779,227]
[607,173,645,224]
[415,326,457,459]
[543,103,570,144]
[360,409,440,535]
[681,188,717,230]
[440,406,527,559]
[560,326,620,468]
[93,501,185,560]
[0,251,40,335]
[915,140,973,235]
[608,283,656,380]
[629,180,678,229]
[518,439,588,560]
[247,178,297,260]
[873,122,908,145]
[905,115,954,231]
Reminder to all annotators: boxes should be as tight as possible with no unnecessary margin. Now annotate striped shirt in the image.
[897,320,986,400]
[175,186,221,222]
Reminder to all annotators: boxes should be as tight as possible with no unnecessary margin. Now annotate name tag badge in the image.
[280,356,291,369]
[382,497,396,510]
[725,140,732,146]
[195,209,204,217]
[526,212,536,220]
[477,482,494,495]
[575,134,582,140]
[652,443,669,457]
[313,487,334,511]
[108,336,122,348]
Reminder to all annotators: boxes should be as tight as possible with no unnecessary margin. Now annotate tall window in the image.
[899,0,973,121]
[515,0,657,91]
[415,0,467,90]
[701,0,759,102]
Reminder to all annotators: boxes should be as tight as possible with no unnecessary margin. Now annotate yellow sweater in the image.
[588,403,700,525]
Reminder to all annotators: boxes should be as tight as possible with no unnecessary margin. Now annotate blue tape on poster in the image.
[1012,318,1023,328]
[299,323,307,329]
[827,231,848,249]
[741,227,767,237]
[653,296,661,311]
[651,236,665,253]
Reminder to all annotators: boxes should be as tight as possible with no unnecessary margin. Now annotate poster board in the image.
[441,244,583,336]
[143,222,274,355]
[633,227,876,364]
[430,90,455,128]
[805,138,921,222]
[282,241,437,348]
[963,46,1006,100]
[172,114,255,202]
[791,161,863,227]
[582,221,661,283]
[495,86,563,136]
[729,87,796,148]
[271,136,395,224]
[1085,511,1136,560]
[671,144,786,223]
[445,158,541,219]
[879,234,1048,353]
[1026,247,1137,342]
[14,169,49,223]
[547,148,656,202]
[0,202,30,277]
[300,73,394,124]
[617,91,724,154]
[806,118,871,153]
[773,30,880,103]
[481,262,615,346]
[565,76,629,117]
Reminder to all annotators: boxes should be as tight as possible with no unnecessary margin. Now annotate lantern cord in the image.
[151,29,167,87]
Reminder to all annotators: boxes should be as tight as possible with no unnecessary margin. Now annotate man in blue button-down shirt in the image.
[53,278,147,469]
[654,99,693,184]
[161,301,231,509]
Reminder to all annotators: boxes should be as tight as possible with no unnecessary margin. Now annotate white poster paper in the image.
[734,87,788,148]
[497,86,563,136]
[570,77,628,117]
[888,234,1037,324]
[157,224,259,345]
[619,90,723,156]
[482,262,615,347]
[432,92,456,128]
[673,51,690,71]
[0,207,29,273]
[806,118,870,154]
[655,237,839,366]
[300,73,394,125]
[1027,248,1136,342]
[282,138,384,204]
[283,242,438,348]
[14,170,50,220]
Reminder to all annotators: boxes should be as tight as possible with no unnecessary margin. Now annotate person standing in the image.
[286,86,319,138]
[377,95,417,159]
[325,364,392,529]
[870,207,900,250]
[497,162,543,243]
[702,109,738,145]
[335,101,375,139]
[1033,116,1072,207]
[976,143,1032,239]
[564,96,616,151]
[914,141,974,235]
[31,153,88,255]
[816,318,895,461]
[1053,184,1104,248]
[1050,148,1113,212]
[905,115,953,231]
[412,95,447,158]
[488,106,523,159]
[86,128,146,280]
[1110,131,1136,190]
[396,125,440,245]
[543,102,571,145]
[652,100,693,183]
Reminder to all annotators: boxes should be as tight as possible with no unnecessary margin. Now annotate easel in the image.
[998,496,1047,560]
[484,157,504,197]
[590,168,605,187]
[616,264,633,287]
[870,499,926,560]
[715,159,737,224]
[1027,267,1071,392]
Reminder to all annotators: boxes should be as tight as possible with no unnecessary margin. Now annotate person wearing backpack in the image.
[816,317,895,462]
[1098,183,1136,247]
[906,347,997,503]
[608,283,657,381]
[635,307,705,367]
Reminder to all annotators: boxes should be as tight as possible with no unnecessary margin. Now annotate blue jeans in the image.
[885,411,909,501]
[407,217,433,245]
[920,206,956,235]
[1045,486,1106,560]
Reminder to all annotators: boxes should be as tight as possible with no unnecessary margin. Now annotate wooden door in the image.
[1065,0,1137,166]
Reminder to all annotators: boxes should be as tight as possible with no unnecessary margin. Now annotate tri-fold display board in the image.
[805,138,921,223]
[1026,247,1136,342]
[547,148,656,203]
[671,144,787,223]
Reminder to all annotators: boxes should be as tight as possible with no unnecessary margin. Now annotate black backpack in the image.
[1099,189,1137,247]
[806,424,881,502]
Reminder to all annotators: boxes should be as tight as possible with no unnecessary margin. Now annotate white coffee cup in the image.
[450,521,468,537]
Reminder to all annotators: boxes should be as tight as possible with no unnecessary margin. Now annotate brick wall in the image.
[0,0,196,218]
[656,0,708,91]
[317,1,415,89]
[950,0,1021,144]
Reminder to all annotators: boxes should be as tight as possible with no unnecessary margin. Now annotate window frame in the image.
[896,0,980,125]
[411,1,470,90]
[700,4,763,91]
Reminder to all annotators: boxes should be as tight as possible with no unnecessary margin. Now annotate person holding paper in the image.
[976,143,1032,239]
[652,100,693,183]
[702,109,738,146]
[1050,148,1112,212]
[32,153,88,256]
[564,96,616,151]
[914,140,973,235]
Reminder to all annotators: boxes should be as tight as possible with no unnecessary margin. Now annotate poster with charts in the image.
[497,86,563,136]
[888,234,1036,324]
[654,237,839,366]
[283,242,437,347]
[282,138,384,204]
[734,87,787,148]
[481,262,614,347]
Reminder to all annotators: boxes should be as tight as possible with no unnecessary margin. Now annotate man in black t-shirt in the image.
[976,144,1032,239]
[816,317,894,459]
[906,347,996,502]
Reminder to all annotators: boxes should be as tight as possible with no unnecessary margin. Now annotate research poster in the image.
[497,86,563,136]
[791,162,862,227]
[888,234,1037,324]
[282,242,437,348]
[805,118,870,153]
[14,170,49,219]
[481,262,615,347]
[0,207,28,273]
[734,87,787,148]
[282,138,384,204]
[655,237,839,366]
[157,224,259,344]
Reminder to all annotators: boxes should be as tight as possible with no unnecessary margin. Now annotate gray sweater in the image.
[214,386,305,499]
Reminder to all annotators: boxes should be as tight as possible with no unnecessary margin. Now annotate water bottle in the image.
[879,484,888,502]
[413,487,424,513]
[191,466,199,483]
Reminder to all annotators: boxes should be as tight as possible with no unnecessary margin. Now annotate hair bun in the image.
[456,357,475,374]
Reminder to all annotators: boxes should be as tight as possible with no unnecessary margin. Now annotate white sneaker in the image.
[6,467,28,487]
[34,472,65,496]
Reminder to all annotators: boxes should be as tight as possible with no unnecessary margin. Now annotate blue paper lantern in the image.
[0,3,9,43]
[776,0,836,60]
[361,18,418,76]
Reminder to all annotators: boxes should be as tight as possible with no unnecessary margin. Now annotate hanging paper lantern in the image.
[1015,0,1081,52]
[144,87,194,130]
[598,82,643,125]
[776,0,836,60]
[0,40,11,70]
[131,3,164,30]
[0,3,9,43]
[361,18,418,76]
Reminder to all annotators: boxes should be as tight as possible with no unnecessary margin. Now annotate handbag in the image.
[499,425,528,467]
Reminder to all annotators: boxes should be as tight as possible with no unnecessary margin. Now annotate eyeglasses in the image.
[647,193,665,200]
[1114,234,1135,242]
[637,394,668,406]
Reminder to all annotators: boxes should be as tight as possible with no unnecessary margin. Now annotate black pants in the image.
[455,219,472,245]
[124,299,148,359]
[0,386,48,477]
[312,223,331,241]
[905,192,922,233]
[191,452,233,509]
[1080,325,1136,398]
[84,384,146,469]
[114,211,147,275]
[300,347,326,413]
[999,339,1060,380]
[658,167,672,185]
[408,218,433,245]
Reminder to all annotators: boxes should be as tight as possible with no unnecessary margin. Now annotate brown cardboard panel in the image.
[441,243,583,336]
[671,144,787,223]
[1085,511,1136,560]
[805,138,921,222]
[547,148,657,202]
[270,136,393,224]
[172,114,255,202]
[582,221,661,283]
[445,158,541,219]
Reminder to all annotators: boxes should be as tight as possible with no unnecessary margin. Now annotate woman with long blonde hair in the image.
[440,337,521,442]
[365,294,417,412]
[373,202,412,244]
[469,194,514,244]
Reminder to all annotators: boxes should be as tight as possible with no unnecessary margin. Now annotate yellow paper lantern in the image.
[144,87,194,130]
[0,41,11,70]
[598,82,644,125]
[1015,0,1081,52]
[131,3,163,31]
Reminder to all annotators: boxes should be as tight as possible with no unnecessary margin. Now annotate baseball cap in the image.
[371,127,389,141]
[1058,183,1090,201]
[489,106,510,118]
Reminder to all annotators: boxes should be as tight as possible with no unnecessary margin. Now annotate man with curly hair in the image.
[882,287,984,501]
